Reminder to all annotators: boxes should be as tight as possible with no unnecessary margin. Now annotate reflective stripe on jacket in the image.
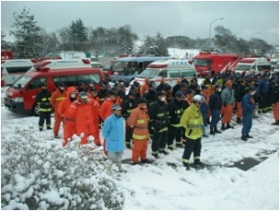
[127,106,149,140]
[180,103,203,139]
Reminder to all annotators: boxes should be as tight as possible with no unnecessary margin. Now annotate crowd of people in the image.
[35,70,279,171]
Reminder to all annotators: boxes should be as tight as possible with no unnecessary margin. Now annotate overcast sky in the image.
[1,1,279,45]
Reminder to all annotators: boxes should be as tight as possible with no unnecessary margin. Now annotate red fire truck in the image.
[192,52,240,76]
[1,50,13,60]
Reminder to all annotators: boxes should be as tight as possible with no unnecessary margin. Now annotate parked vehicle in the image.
[192,52,240,76]
[130,59,198,87]
[4,59,103,116]
[90,61,103,69]
[1,49,13,60]
[1,59,38,86]
[232,57,271,74]
[109,56,172,85]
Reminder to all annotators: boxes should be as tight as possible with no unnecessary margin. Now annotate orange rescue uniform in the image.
[57,87,77,147]
[50,88,67,137]
[127,106,149,163]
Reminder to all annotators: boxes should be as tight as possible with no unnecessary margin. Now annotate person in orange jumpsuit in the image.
[68,91,100,146]
[100,90,119,154]
[50,83,67,138]
[127,98,150,164]
[57,87,78,147]
[87,86,101,145]
[140,78,150,96]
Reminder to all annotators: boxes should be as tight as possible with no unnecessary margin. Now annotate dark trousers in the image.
[125,126,133,145]
[152,131,168,154]
[210,109,221,128]
[167,126,182,146]
[242,113,253,135]
[182,137,202,164]
[39,112,51,130]
[259,94,268,110]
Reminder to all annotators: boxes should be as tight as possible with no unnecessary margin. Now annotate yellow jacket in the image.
[180,103,203,139]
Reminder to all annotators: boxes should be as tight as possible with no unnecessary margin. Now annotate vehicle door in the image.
[24,77,47,110]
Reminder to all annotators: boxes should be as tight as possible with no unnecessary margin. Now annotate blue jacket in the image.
[102,114,125,152]
[259,79,269,94]
[241,93,256,114]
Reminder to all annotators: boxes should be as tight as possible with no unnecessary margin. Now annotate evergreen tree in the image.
[138,33,168,56]
[9,8,42,58]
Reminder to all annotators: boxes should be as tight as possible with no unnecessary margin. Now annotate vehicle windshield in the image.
[113,61,138,72]
[138,68,159,79]
[6,66,33,74]
[234,64,251,71]
[12,75,32,89]
[193,59,209,67]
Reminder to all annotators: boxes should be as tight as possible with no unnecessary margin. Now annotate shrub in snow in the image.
[1,128,125,210]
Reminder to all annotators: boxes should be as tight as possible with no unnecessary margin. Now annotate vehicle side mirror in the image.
[18,84,22,89]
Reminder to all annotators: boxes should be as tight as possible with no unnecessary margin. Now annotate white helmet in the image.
[193,95,203,103]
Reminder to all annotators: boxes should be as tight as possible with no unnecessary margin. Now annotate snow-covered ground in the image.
[1,84,279,209]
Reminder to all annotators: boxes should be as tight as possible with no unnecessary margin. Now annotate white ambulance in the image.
[130,59,198,87]
[1,59,37,86]
[233,57,271,74]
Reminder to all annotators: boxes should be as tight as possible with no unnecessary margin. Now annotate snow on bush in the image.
[1,128,125,210]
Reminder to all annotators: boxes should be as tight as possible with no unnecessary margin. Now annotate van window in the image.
[26,77,47,90]
[169,70,180,78]
[257,65,271,71]
[158,70,167,78]
[12,75,32,89]
[52,73,101,86]
[6,66,33,74]
[181,69,196,77]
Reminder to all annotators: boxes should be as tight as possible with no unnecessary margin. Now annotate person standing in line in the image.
[149,91,169,158]
[180,95,204,170]
[50,83,67,138]
[235,79,247,124]
[167,91,186,150]
[58,87,78,147]
[200,85,210,137]
[100,90,119,154]
[209,85,222,135]
[121,90,138,149]
[221,80,235,130]
[102,104,126,172]
[36,82,52,131]
[241,87,256,141]
[68,92,99,145]
[272,80,279,125]
[127,98,150,164]
[140,78,150,96]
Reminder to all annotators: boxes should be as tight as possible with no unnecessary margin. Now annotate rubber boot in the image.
[221,124,226,131]
[210,127,215,135]
[214,126,222,133]
[236,118,242,124]
[241,134,247,141]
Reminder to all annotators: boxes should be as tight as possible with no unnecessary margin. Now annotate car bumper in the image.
[4,97,30,114]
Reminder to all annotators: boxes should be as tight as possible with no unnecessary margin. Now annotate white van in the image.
[233,57,271,74]
[130,59,198,87]
[1,59,37,86]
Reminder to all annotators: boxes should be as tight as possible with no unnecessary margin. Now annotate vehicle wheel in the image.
[32,103,40,116]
